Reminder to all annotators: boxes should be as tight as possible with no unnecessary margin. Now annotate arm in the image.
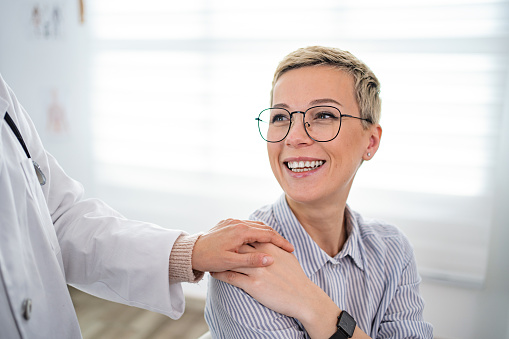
[214,239,432,339]
[47,154,187,317]
[3,77,295,317]
[206,270,306,338]
[376,247,433,338]
[192,218,295,272]
[212,243,371,339]
[6,85,186,318]
[169,219,295,283]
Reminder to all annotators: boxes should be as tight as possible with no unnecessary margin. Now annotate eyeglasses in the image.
[256,105,372,143]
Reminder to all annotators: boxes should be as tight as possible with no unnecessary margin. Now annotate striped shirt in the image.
[205,195,433,338]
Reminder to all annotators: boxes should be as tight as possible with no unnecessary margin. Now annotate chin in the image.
[284,189,320,205]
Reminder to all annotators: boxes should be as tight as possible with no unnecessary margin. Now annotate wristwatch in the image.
[329,310,356,339]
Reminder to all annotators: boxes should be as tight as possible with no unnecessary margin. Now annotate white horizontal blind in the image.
[89,0,509,286]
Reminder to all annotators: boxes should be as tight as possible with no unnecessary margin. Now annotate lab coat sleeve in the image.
[5,82,186,319]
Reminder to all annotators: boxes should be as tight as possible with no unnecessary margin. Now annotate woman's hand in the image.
[212,242,372,339]
[212,242,314,318]
[211,242,342,338]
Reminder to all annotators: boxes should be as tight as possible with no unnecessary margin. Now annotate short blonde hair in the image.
[271,46,381,127]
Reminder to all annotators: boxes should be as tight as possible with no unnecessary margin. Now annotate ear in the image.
[363,124,382,161]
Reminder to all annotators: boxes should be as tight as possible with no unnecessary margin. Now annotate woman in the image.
[205,46,433,338]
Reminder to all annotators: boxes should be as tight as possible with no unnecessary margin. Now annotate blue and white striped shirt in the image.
[205,195,433,338]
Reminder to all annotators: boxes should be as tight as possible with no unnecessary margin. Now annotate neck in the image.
[286,196,348,257]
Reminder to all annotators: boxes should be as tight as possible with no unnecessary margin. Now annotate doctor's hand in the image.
[191,219,294,273]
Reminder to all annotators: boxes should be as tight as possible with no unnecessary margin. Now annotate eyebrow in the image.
[309,98,343,107]
[272,98,343,109]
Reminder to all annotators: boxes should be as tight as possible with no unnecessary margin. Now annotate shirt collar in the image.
[272,195,365,277]
[339,206,365,271]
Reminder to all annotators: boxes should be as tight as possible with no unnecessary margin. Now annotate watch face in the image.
[339,311,356,336]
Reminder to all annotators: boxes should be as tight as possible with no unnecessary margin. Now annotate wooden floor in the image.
[69,287,209,339]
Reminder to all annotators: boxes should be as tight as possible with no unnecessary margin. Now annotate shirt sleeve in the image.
[376,238,434,339]
[205,277,309,339]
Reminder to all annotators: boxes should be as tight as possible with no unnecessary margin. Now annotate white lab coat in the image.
[0,74,186,338]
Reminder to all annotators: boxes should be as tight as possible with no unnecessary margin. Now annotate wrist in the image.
[169,233,204,283]
[329,310,356,339]
[297,290,340,339]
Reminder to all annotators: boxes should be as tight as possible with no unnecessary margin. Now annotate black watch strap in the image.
[329,310,356,339]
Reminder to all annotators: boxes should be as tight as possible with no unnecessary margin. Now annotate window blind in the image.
[89,0,509,286]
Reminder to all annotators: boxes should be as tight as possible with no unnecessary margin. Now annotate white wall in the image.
[0,0,94,194]
[416,67,509,338]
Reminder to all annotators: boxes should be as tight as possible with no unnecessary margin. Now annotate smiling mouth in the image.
[285,160,325,173]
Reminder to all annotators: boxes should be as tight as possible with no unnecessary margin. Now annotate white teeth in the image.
[286,160,324,172]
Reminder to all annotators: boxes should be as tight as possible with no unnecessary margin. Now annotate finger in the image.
[210,271,252,290]
[209,219,269,236]
[214,266,257,276]
[218,219,267,229]
[229,219,281,232]
[224,251,274,270]
[238,243,257,254]
[240,228,294,253]
[241,220,274,229]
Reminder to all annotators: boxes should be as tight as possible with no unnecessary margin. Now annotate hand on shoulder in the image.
[191,219,294,273]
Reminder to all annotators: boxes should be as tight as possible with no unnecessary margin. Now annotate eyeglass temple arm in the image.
[342,114,372,124]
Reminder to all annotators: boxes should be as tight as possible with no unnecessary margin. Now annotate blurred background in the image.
[1,0,508,338]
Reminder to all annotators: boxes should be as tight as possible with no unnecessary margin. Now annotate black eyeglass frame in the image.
[255,105,372,143]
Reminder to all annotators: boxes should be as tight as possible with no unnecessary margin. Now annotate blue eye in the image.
[271,114,290,123]
[313,111,339,120]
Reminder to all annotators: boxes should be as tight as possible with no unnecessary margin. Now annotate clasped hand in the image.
[211,242,337,329]
[191,219,294,272]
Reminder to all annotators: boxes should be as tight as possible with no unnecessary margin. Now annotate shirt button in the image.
[22,298,32,320]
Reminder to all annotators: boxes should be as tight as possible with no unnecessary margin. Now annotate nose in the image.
[285,112,313,146]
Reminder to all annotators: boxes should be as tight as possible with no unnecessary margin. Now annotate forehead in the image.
[272,66,356,108]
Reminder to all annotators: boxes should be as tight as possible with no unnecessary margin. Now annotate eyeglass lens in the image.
[257,106,342,142]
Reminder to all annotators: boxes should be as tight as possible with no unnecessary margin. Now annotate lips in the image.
[285,160,325,173]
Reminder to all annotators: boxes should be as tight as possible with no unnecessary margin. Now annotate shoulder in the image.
[349,209,414,265]
[205,277,299,337]
[249,203,281,232]
[0,75,17,119]
[354,211,403,239]
[250,202,273,220]
[0,74,21,114]
[0,75,39,145]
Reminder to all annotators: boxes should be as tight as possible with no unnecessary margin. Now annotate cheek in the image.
[328,139,362,172]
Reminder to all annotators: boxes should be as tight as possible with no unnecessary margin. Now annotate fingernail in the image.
[262,256,269,265]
